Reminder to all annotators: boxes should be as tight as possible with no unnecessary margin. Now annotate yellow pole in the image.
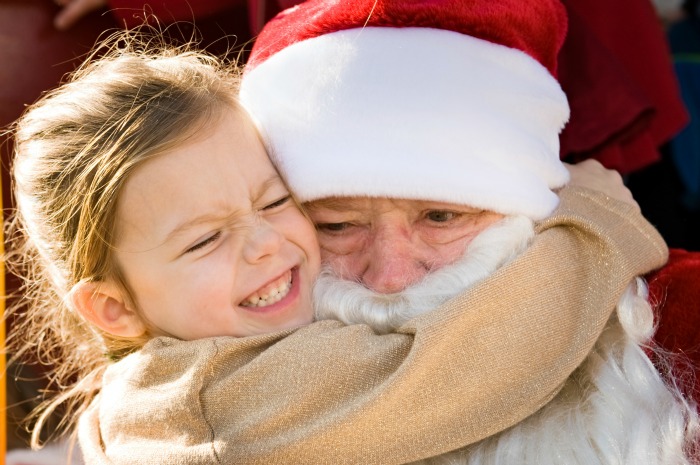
[1,164,6,459]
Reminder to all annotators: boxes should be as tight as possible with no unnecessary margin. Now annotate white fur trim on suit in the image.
[241,27,571,220]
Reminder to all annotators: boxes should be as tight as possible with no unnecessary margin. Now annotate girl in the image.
[6,33,670,464]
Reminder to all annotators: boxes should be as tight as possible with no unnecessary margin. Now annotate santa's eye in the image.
[316,222,352,233]
[425,211,458,222]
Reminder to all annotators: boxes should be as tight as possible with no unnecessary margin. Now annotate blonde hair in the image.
[4,31,244,448]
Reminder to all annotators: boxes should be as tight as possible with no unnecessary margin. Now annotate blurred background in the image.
[2,0,699,462]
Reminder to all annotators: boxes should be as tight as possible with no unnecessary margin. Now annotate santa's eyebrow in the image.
[304,197,369,211]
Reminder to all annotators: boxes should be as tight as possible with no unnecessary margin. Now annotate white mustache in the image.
[313,215,535,333]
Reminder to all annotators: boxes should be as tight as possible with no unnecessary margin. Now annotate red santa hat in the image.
[240,0,571,220]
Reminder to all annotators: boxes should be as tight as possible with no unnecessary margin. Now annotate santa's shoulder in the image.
[648,249,700,353]
[646,248,700,400]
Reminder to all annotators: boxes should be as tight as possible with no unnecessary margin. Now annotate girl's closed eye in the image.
[263,195,291,210]
[185,231,222,254]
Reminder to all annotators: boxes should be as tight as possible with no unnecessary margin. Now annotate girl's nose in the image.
[242,221,285,264]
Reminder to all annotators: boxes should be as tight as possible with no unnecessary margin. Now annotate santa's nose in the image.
[360,225,428,294]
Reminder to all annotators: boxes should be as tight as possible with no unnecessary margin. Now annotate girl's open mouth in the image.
[240,268,294,308]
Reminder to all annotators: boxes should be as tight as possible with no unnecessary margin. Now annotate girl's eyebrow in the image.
[164,174,283,242]
[254,174,285,200]
[164,211,242,242]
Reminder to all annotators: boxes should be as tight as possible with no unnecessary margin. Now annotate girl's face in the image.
[112,108,321,339]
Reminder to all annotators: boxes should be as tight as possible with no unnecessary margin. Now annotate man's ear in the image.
[69,281,146,338]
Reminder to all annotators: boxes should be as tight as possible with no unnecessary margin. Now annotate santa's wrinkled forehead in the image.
[304,196,488,214]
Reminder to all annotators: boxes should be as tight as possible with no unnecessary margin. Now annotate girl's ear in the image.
[69,281,146,338]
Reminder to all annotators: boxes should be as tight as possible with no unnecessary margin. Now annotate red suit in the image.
[648,249,700,402]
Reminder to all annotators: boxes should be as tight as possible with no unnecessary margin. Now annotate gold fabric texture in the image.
[78,187,668,464]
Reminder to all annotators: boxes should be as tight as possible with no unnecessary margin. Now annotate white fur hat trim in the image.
[241,27,571,220]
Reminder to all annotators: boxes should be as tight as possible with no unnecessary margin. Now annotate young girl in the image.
[6,33,670,464]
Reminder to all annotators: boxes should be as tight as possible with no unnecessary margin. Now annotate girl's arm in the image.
[79,185,667,465]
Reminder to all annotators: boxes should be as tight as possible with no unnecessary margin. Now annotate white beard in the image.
[313,217,699,464]
[313,215,535,333]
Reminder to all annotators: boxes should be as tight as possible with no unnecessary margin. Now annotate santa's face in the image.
[311,215,534,332]
[305,197,504,294]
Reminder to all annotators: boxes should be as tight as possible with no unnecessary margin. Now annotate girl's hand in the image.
[53,0,108,30]
[564,159,640,211]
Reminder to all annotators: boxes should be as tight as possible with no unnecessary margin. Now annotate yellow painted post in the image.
[1,166,6,459]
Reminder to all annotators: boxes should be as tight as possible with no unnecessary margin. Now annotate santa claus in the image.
[240,0,700,463]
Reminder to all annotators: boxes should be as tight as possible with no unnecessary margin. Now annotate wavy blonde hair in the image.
[4,30,244,448]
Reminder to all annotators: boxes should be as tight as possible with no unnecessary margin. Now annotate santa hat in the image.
[240,0,571,220]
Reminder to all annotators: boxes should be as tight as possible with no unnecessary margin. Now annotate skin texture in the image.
[305,198,504,293]
[111,108,321,339]
[306,159,636,295]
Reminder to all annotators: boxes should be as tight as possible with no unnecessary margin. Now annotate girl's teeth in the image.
[241,275,292,307]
